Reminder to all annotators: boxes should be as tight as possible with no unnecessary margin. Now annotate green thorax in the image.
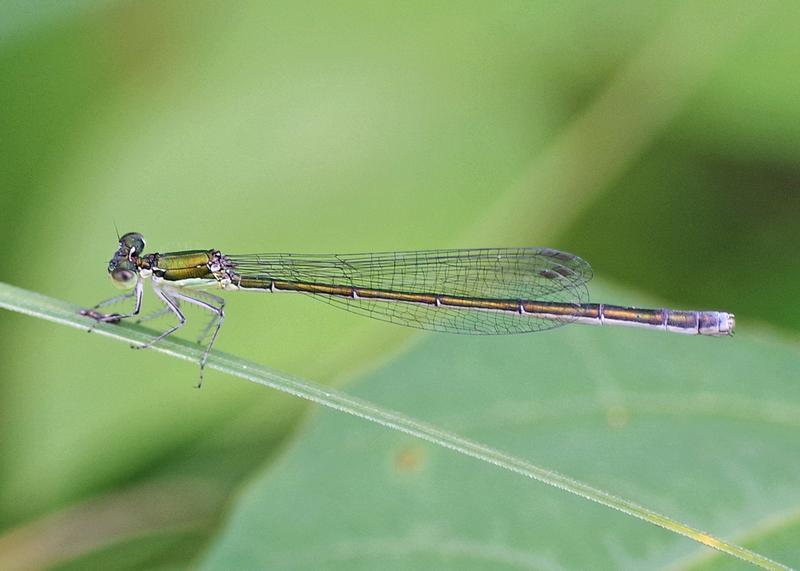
[145,250,216,281]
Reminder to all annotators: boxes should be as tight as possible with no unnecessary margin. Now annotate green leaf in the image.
[200,284,800,570]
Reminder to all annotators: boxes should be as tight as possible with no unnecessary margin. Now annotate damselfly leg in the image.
[80,279,144,328]
[167,288,225,388]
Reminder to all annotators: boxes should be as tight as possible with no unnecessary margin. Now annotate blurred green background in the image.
[1,1,799,569]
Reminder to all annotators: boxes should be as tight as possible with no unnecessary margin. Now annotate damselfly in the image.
[83,232,735,386]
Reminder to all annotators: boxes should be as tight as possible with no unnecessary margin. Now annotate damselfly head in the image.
[107,232,145,289]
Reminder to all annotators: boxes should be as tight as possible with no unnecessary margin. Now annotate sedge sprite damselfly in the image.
[83,232,735,386]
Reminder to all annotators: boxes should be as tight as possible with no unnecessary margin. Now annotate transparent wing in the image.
[227,248,592,335]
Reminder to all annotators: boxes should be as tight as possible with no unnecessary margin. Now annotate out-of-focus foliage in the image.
[1,1,798,569]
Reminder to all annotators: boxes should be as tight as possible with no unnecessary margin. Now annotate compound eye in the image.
[110,262,138,289]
